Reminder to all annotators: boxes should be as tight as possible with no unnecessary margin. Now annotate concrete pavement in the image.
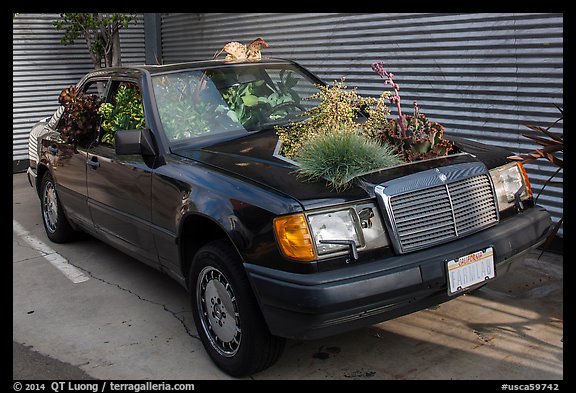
[13,172,563,380]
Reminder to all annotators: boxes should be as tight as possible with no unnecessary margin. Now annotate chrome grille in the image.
[376,163,499,254]
[392,184,457,251]
[450,175,498,234]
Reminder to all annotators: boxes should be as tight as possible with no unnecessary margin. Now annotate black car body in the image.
[28,58,552,376]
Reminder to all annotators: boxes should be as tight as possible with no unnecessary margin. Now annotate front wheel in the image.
[40,171,76,243]
[190,240,285,377]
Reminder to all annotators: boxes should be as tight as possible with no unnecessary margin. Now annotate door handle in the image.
[87,157,100,169]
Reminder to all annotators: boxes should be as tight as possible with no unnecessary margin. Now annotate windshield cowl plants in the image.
[275,62,457,191]
[276,78,388,160]
[276,78,401,191]
[296,128,402,192]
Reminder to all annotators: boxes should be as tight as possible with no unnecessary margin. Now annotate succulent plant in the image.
[371,62,456,162]
[377,101,455,162]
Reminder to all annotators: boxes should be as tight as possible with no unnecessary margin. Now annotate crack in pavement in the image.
[55,259,200,341]
[13,238,50,262]
[14,221,199,340]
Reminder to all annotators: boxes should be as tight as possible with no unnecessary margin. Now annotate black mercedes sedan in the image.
[27,58,552,377]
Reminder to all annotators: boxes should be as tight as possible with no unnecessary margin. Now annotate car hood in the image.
[172,129,509,210]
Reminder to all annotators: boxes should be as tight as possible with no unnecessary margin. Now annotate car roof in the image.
[86,57,300,78]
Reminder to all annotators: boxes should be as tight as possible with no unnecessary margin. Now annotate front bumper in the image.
[245,206,551,340]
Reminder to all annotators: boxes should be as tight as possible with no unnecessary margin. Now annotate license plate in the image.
[446,247,495,295]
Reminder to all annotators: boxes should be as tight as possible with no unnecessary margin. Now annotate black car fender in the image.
[154,156,308,285]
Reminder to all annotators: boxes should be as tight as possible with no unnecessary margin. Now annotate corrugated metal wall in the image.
[160,13,563,235]
[12,13,146,167]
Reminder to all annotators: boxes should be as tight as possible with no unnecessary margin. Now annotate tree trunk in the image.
[104,48,113,68]
[89,52,102,70]
[111,30,122,67]
[84,31,102,70]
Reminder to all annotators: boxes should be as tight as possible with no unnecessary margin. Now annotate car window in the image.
[151,64,321,145]
[98,81,146,145]
[152,71,239,142]
[84,80,109,100]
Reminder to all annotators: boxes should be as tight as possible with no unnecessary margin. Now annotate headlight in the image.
[273,203,389,262]
[308,208,361,255]
[489,162,532,211]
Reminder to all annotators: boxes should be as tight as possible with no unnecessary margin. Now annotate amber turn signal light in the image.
[517,162,533,199]
[273,213,316,262]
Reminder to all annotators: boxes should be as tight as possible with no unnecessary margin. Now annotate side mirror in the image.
[114,128,156,156]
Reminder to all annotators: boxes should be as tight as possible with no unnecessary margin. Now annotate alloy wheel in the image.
[196,266,242,357]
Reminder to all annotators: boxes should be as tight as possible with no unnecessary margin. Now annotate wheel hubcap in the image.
[197,266,241,357]
[43,181,58,233]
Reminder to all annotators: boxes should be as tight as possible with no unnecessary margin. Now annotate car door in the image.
[86,78,158,266]
[47,78,110,229]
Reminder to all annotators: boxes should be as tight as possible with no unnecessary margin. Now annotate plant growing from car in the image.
[217,70,302,130]
[274,78,401,190]
[218,80,271,128]
[57,86,101,143]
[153,74,230,141]
[276,79,385,160]
[371,62,456,162]
[295,128,402,191]
[268,69,302,118]
[275,64,459,190]
[98,84,145,144]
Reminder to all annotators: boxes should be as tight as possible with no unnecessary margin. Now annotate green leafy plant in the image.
[218,80,271,128]
[276,79,385,159]
[160,99,217,140]
[295,129,402,191]
[153,73,226,140]
[97,84,145,144]
[57,86,101,143]
[371,62,456,161]
[218,73,301,129]
[267,69,302,119]
[275,63,459,191]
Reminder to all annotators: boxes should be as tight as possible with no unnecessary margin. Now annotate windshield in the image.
[151,63,321,145]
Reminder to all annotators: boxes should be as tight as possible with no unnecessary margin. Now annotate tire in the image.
[190,239,285,377]
[40,171,76,243]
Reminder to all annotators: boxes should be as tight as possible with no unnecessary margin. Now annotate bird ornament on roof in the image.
[213,38,270,61]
